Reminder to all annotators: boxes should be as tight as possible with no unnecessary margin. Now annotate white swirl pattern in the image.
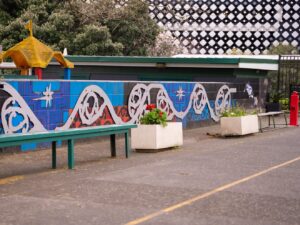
[0,82,47,134]
[129,83,236,122]
[59,83,236,130]
[56,85,124,130]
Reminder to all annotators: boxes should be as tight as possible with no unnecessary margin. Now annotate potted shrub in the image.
[220,107,259,136]
[131,104,183,152]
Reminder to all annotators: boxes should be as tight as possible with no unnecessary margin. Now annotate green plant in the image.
[221,107,247,117]
[279,98,289,110]
[269,91,283,103]
[140,104,167,127]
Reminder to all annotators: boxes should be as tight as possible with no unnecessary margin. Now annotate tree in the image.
[66,0,117,25]
[267,43,299,55]
[147,31,186,56]
[0,0,28,19]
[72,25,123,55]
[0,0,159,56]
[0,0,75,50]
[67,0,159,56]
[105,0,159,55]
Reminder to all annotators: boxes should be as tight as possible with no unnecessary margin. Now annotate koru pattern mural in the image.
[147,0,300,54]
[0,80,239,150]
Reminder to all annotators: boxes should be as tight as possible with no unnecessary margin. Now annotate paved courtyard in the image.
[0,123,300,225]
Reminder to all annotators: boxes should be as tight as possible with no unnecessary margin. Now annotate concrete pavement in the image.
[0,124,300,225]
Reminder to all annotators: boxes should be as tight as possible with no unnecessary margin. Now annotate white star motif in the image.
[33,84,54,108]
[176,86,185,100]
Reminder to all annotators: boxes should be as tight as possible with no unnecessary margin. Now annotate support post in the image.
[110,134,116,157]
[259,117,262,132]
[64,68,71,80]
[277,55,281,93]
[34,67,43,80]
[68,139,75,169]
[125,131,130,158]
[284,112,288,126]
[52,141,57,169]
[20,69,28,76]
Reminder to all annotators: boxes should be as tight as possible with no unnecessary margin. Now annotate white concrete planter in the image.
[220,115,259,136]
[131,122,183,151]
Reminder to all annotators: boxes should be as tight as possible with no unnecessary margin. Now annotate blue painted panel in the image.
[32,81,60,92]
[63,111,70,123]
[69,81,124,108]
[21,143,37,152]
[163,83,194,113]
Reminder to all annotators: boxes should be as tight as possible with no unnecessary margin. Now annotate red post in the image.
[290,91,299,126]
[34,67,43,80]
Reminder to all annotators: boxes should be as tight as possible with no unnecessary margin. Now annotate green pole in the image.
[68,139,74,169]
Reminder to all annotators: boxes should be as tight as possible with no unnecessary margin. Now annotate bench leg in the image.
[110,134,116,157]
[272,115,276,128]
[52,141,57,169]
[259,117,263,132]
[284,112,288,126]
[68,139,75,169]
[125,131,131,158]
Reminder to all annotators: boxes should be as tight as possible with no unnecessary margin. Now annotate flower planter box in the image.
[131,122,183,151]
[220,115,259,136]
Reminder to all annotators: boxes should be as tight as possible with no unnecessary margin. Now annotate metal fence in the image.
[278,55,300,98]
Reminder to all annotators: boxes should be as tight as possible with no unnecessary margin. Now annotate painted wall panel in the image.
[0,79,256,151]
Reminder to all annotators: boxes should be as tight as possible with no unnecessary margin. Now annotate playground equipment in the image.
[0,20,74,79]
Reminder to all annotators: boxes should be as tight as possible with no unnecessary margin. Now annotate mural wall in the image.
[0,79,253,151]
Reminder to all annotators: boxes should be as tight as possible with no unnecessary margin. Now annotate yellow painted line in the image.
[0,175,24,185]
[0,168,66,186]
[125,156,300,225]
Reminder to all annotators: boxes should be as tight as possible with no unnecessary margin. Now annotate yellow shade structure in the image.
[0,21,74,69]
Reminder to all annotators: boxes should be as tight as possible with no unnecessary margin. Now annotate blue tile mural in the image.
[0,80,240,151]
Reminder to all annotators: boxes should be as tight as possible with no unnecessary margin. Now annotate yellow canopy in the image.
[0,22,74,69]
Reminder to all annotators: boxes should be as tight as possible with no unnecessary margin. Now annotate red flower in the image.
[159,111,163,117]
[146,104,156,110]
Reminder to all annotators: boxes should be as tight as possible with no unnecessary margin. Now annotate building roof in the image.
[55,55,278,71]
[0,62,16,69]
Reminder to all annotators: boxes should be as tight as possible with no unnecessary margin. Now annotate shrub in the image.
[221,107,247,117]
[279,98,289,110]
[140,104,167,126]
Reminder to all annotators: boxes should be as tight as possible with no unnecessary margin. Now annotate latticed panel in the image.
[147,0,300,55]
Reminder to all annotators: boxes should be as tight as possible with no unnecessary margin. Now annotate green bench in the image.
[0,124,137,169]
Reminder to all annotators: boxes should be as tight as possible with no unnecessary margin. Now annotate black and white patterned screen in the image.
[147,0,300,55]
